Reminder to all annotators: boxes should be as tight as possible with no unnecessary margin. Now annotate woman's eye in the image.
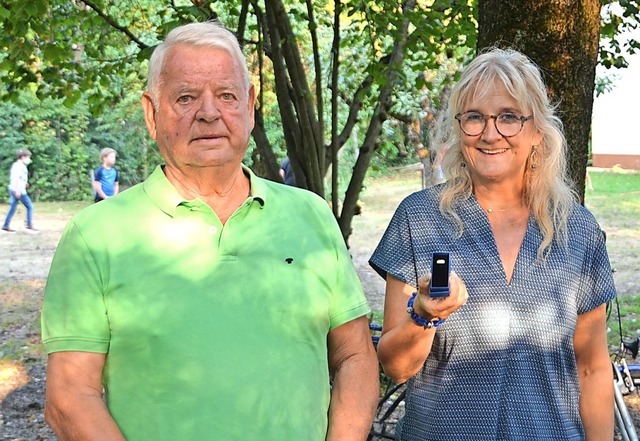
[499,113,520,123]
[465,112,484,122]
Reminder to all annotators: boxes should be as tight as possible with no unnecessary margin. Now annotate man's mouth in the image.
[478,148,508,155]
[193,134,222,141]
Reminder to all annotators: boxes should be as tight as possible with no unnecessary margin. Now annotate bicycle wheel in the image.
[368,380,406,440]
[614,381,639,441]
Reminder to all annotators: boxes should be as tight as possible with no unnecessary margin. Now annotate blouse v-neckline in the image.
[467,196,536,286]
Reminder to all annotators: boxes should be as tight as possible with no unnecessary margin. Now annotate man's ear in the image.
[142,92,158,140]
[247,84,256,131]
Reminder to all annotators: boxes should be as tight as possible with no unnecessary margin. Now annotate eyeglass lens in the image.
[458,112,526,137]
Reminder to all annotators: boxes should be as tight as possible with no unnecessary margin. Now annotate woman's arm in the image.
[376,274,468,383]
[573,304,614,441]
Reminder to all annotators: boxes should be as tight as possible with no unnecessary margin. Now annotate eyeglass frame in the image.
[454,111,534,138]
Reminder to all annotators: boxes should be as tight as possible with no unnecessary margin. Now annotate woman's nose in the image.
[481,117,502,141]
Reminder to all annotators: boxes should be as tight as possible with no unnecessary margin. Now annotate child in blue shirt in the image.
[93,148,119,202]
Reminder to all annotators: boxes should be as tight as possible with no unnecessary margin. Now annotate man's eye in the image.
[177,95,193,103]
[221,93,236,101]
[498,113,520,123]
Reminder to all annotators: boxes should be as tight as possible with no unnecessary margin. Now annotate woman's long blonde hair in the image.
[437,48,577,258]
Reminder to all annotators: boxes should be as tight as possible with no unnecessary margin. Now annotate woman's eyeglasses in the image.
[455,111,533,138]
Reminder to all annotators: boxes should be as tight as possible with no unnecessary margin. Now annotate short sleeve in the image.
[41,220,111,353]
[329,237,370,329]
[309,199,370,330]
[576,224,617,315]
[369,199,419,287]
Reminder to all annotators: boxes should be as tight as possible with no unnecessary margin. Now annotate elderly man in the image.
[42,21,378,441]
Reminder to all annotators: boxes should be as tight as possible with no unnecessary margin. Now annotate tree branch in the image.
[80,0,149,50]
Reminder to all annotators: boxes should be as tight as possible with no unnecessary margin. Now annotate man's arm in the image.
[574,304,614,441]
[45,351,126,441]
[326,315,378,441]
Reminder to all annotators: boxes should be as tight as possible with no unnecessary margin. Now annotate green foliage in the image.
[0,102,26,188]
[0,89,160,202]
[0,0,476,186]
[600,1,640,69]
[85,95,163,188]
[22,94,93,201]
[0,0,212,111]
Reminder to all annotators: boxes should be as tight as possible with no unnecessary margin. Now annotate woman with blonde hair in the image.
[370,48,615,440]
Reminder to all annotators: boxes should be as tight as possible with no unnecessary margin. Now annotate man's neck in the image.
[164,164,251,224]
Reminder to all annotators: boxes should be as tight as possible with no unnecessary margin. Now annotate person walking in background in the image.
[279,156,296,186]
[92,147,119,202]
[370,48,615,440]
[2,149,38,234]
[42,21,378,441]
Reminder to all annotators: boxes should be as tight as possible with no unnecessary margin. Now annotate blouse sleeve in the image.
[369,199,419,288]
[576,223,617,315]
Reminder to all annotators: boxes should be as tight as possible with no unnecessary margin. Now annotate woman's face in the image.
[459,80,542,187]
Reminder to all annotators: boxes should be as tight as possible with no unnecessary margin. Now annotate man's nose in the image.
[196,95,221,122]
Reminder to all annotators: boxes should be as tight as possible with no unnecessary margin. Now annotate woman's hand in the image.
[412,272,469,322]
[377,273,469,383]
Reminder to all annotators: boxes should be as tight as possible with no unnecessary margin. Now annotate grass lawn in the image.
[585,169,640,347]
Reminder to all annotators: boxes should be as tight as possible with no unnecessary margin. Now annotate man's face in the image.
[142,44,255,172]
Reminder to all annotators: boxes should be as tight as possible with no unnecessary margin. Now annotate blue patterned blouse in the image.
[369,184,616,440]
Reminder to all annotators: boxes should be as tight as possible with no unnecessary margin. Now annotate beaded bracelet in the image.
[406,292,445,329]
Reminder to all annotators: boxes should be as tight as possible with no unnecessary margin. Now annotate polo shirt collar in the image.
[243,164,267,207]
[143,164,267,217]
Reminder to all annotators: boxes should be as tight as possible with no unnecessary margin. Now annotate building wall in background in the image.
[591,26,640,170]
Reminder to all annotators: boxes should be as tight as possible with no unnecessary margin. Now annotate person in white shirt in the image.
[2,149,38,233]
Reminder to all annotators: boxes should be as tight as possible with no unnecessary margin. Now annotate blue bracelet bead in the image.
[406,292,445,329]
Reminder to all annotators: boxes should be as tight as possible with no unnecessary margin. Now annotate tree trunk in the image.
[337,0,416,243]
[263,0,325,196]
[477,0,601,203]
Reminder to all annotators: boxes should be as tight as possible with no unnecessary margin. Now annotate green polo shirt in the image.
[42,165,370,441]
